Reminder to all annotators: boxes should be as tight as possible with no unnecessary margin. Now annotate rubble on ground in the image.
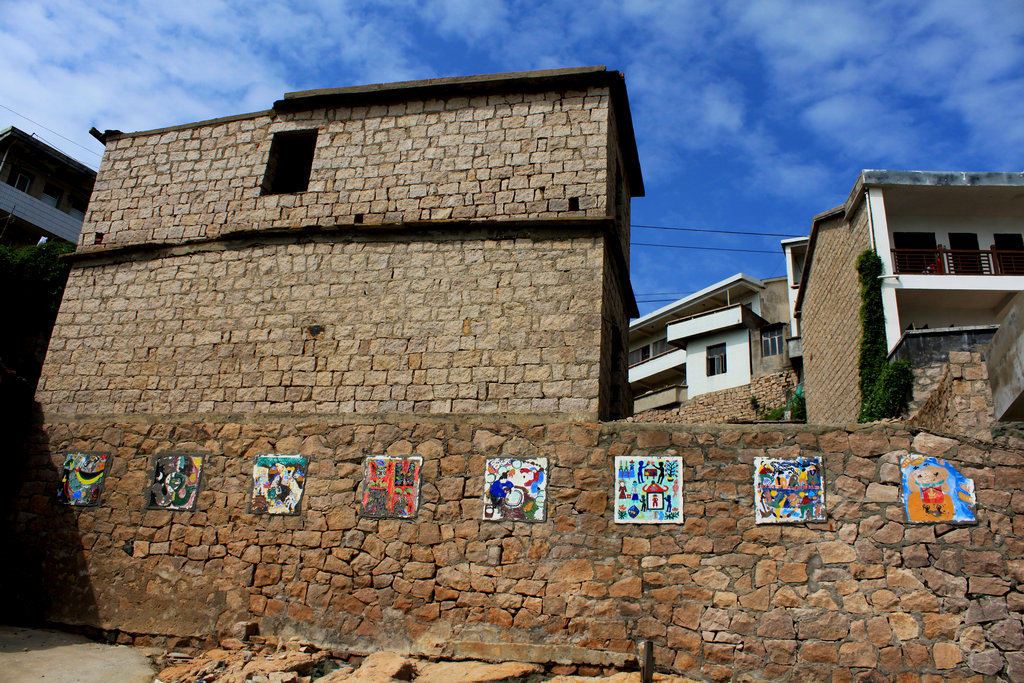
[152,636,699,683]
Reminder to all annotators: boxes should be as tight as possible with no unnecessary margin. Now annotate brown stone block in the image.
[801,640,839,664]
[933,642,963,670]
[840,641,878,667]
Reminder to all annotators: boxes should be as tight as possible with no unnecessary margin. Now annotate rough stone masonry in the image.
[11,67,1024,682]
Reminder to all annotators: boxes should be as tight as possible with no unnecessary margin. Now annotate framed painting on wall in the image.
[754,456,825,524]
[614,455,683,523]
[147,452,205,511]
[249,454,308,515]
[900,454,976,524]
[360,456,423,519]
[57,452,110,507]
[482,457,547,522]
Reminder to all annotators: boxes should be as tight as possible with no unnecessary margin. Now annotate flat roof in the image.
[630,273,765,335]
[0,126,97,180]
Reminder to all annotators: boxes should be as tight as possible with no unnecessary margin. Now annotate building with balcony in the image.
[629,273,797,420]
[796,170,1024,424]
[0,126,96,246]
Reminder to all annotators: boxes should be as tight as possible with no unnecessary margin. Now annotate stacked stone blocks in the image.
[11,420,1024,681]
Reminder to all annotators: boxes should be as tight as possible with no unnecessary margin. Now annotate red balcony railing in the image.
[891,248,1024,275]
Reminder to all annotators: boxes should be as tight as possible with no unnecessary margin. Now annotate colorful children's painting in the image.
[147,452,204,510]
[900,454,976,524]
[614,456,683,523]
[483,457,547,521]
[360,456,422,518]
[754,456,825,524]
[250,454,308,515]
[57,452,110,506]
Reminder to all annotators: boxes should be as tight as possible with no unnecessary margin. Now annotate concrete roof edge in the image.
[630,272,764,330]
[0,125,97,178]
[860,169,1024,188]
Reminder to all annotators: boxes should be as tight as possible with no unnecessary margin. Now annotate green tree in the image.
[0,240,75,424]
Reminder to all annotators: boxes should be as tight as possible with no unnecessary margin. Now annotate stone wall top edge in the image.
[65,217,617,266]
[40,411,599,428]
[105,109,274,142]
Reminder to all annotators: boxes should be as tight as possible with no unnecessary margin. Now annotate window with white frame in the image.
[761,324,784,357]
[706,343,727,376]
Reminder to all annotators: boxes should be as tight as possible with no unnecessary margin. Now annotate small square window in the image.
[761,324,784,357]
[261,130,318,195]
[707,343,727,376]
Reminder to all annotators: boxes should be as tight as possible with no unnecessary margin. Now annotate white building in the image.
[628,273,794,414]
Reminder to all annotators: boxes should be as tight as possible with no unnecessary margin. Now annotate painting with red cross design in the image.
[360,456,423,519]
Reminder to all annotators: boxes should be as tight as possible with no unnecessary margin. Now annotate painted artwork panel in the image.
[900,454,976,524]
[483,457,547,522]
[360,456,423,519]
[614,456,683,523]
[58,452,110,506]
[249,454,307,515]
[755,456,825,524]
[147,452,204,510]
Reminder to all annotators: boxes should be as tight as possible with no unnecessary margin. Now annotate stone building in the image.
[795,170,1024,425]
[37,66,643,422]
[0,126,96,246]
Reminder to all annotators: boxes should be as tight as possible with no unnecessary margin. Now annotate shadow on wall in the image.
[2,403,100,629]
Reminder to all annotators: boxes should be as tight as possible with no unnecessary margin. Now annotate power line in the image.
[633,223,804,238]
[0,103,103,159]
[631,242,780,254]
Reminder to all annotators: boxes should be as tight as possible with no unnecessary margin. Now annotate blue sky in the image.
[3,0,1023,316]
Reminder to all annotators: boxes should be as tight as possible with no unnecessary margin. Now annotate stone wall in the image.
[909,352,996,441]
[801,206,872,425]
[11,418,1022,680]
[36,232,610,419]
[83,88,613,249]
[631,370,798,424]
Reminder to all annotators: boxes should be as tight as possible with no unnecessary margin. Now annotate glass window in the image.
[706,343,727,376]
[651,338,670,356]
[761,324,784,357]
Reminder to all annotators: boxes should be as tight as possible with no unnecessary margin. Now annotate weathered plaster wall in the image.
[802,207,872,424]
[83,87,613,248]
[36,233,609,419]
[11,419,1023,681]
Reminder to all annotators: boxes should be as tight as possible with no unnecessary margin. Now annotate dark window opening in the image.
[707,343,727,376]
[948,232,982,274]
[94,233,104,244]
[994,234,1024,275]
[568,197,580,211]
[892,232,938,273]
[69,196,89,220]
[354,213,363,224]
[261,130,318,195]
[41,182,62,208]
[6,168,33,193]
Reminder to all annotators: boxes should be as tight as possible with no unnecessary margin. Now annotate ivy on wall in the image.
[857,250,913,421]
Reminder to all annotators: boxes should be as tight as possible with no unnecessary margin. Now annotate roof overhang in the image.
[630,273,764,337]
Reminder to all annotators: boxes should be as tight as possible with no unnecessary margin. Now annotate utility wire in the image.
[632,223,804,238]
[631,242,779,254]
[0,103,103,159]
